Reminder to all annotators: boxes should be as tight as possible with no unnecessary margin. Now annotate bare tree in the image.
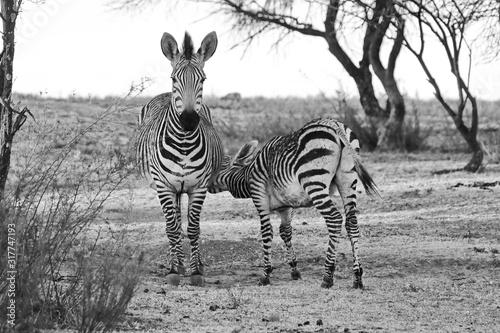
[0,0,33,201]
[211,0,410,149]
[397,0,498,171]
[111,0,407,150]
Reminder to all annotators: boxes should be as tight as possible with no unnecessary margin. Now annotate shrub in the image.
[0,87,144,332]
[403,102,431,152]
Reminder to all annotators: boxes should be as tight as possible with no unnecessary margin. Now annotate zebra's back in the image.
[249,118,361,209]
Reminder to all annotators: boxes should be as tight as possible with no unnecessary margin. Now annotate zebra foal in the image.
[208,118,378,288]
[136,31,223,286]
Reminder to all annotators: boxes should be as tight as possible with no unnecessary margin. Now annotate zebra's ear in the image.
[161,32,179,62]
[197,31,218,62]
[234,140,258,166]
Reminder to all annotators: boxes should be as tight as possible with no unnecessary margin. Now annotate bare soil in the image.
[98,153,500,333]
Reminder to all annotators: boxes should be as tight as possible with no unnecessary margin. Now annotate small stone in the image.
[303,321,310,326]
[143,288,149,293]
[269,313,280,322]
[209,304,219,311]
[316,319,323,326]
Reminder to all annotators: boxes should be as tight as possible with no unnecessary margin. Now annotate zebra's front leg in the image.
[158,190,185,285]
[278,208,301,281]
[187,188,207,286]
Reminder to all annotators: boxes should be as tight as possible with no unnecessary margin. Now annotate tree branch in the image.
[324,0,360,77]
[222,0,325,37]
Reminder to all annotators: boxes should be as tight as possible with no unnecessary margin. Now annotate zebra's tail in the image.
[353,155,380,197]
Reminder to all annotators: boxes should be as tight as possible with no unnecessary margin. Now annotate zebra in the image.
[208,118,379,288]
[135,31,223,287]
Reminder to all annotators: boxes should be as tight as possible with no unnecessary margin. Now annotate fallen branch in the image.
[450,181,500,190]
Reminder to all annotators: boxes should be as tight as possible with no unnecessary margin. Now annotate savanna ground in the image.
[12,94,500,332]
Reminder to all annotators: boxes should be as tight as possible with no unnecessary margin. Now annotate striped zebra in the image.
[208,118,378,288]
[136,32,223,286]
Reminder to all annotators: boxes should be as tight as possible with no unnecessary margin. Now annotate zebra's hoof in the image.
[190,274,205,287]
[291,269,301,280]
[353,279,364,289]
[320,277,333,289]
[353,267,363,289]
[166,273,181,286]
[258,276,270,286]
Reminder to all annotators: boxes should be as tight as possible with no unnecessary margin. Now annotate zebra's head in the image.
[161,31,218,132]
[208,140,258,195]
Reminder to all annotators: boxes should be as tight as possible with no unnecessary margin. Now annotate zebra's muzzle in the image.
[180,110,200,132]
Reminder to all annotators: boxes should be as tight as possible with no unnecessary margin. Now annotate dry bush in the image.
[66,236,144,333]
[335,97,378,151]
[403,101,432,152]
[0,87,144,332]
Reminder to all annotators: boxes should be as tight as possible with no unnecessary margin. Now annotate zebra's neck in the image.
[165,103,198,136]
[227,167,251,199]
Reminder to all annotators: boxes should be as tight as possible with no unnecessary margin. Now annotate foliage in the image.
[0,89,144,332]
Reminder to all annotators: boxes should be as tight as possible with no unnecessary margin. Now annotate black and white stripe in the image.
[208,118,378,288]
[136,32,223,286]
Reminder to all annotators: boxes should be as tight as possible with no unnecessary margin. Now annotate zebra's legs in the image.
[336,170,364,289]
[278,208,301,280]
[158,190,185,284]
[306,185,343,289]
[255,206,274,286]
[187,188,207,286]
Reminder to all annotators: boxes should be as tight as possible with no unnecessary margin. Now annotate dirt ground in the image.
[101,152,500,333]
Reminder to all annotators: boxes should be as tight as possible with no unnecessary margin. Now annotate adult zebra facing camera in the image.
[136,31,224,287]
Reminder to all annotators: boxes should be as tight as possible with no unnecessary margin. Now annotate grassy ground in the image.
[11,95,500,332]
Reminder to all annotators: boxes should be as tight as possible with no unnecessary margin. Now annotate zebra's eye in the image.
[171,77,178,84]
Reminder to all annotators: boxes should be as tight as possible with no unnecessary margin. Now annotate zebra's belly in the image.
[268,182,313,211]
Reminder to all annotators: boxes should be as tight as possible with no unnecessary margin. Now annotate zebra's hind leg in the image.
[307,187,343,289]
[159,191,185,285]
[278,208,301,281]
[336,171,364,289]
[256,208,274,286]
[187,189,207,287]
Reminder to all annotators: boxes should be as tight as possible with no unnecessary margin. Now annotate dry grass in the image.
[98,153,500,333]
[8,94,500,332]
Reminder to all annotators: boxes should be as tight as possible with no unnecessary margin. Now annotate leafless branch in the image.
[220,0,325,37]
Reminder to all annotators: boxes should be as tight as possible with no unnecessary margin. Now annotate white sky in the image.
[9,0,500,100]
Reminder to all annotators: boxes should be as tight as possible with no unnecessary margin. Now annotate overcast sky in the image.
[10,0,500,100]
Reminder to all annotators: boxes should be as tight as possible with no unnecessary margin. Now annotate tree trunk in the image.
[368,0,406,150]
[454,112,484,172]
[1,0,19,201]
[324,0,408,150]
[324,0,387,149]
[375,75,406,150]
[353,64,387,120]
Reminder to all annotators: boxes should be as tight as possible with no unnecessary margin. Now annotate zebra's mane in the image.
[182,32,194,60]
